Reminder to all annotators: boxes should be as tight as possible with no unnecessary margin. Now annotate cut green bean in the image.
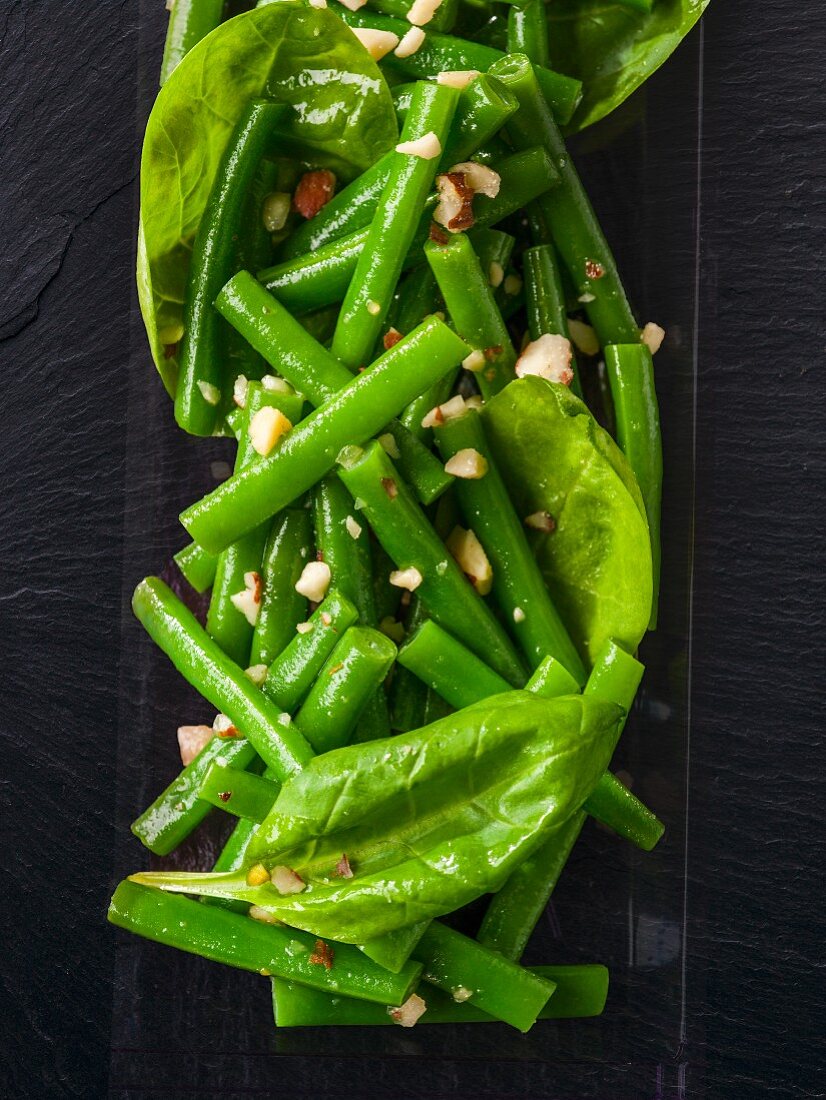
[489,54,639,346]
[263,588,359,713]
[338,441,526,686]
[332,82,459,370]
[181,317,470,553]
[250,508,312,668]
[524,243,582,397]
[525,654,581,698]
[131,732,256,856]
[384,420,454,504]
[281,74,517,261]
[361,922,429,974]
[160,0,224,85]
[109,881,422,1005]
[273,963,609,1025]
[334,9,582,126]
[257,147,560,315]
[604,343,663,628]
[199,761,280,822]
[174,101,287,436]
[425,235,517,400]
[434,408,586,682]
[507,0,549,69]
[295,627,397,754]
[398,619,511,708]
[174,540,217,594]
[133,577,314,779]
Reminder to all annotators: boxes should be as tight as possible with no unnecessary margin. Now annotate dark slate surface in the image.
[0,2,823,1097]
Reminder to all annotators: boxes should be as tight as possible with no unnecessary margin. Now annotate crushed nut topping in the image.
[389,566,423,591]
[271,865,306,895]
[249,406,292,456]
[177,725,214,767]
[388,993,427,1027]
[333,853,354,878]
[309,939,335,970]
[295,560,332,603]
[230,571,262,626]
[292,169,337,220]
[381,476,398,499]
[434,171,476,233]
[515,333,573,386]
[383,327,403,349]
[584,259,605,280]
[524,510,556,533]
[447,527,492,595]
[444,448,488,480]
[396,132,442,159]
[641,321,666,354]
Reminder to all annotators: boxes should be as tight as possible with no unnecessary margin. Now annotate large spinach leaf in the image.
[482,377,652,666]
[547,0,711,133]
[139,2,398,394]
[131,692,622,941]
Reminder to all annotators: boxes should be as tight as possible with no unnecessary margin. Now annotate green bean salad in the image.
[109,0,708,1034]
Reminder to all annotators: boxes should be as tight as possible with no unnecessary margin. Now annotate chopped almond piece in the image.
[420,394,467,428]
[335,0,365,8]
[503,273,522,296]
[641,321,666,354]
[309,939,335,970]
[515,333,573,386]
[389,566,423,591]
[447,526,493,595]
[395,25,426,57]
[447,161,500,198]
[436,69,480,89]
[249,406,292,456]
[584,258,605,280]
[434,171,475,233]
[568,318,600,356]
[345,514,363,540]
[396,132,442,159]
[249,906,281,924]
[262,192,291,232]
[378,432,401,459]
[245,664,268,686]
[230,571,262,626]
[444,448,488,480]
[232,374,249,408]
[513,607,526,623]
[176,725,213,766]
[333,853,354,878]
[366,299,382,315]
[462,349,485,373]
[524,510,555,533]
[292,169,337,220]
[389,993,427,1027]
[295,560,331,603]
[488,261,504,288]
[196,380,220,406]
[406,0,441,24]
[383,327,403,349]
[270,865,306,895]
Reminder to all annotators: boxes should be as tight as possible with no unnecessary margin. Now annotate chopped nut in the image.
[444,448,488,480]
[320,611,333,626]
[447,161,500,199]
[244,664,268,687]
[585,258,605,280]
[568,318,600,356]
[462,349,485,373]
[345,514,363,540]
[217,789,232,803]
[176,724,213,766]
[383,327,403,349]
[213,713,238,737]
[641,321,666,354]
[352,26,399,58]
[292,169,337,219]
[389,566,423,591]
[513,607,526,623]
[395,25,426,57]
[295,620,313,635]
[378,432,401,459]
[277,712,292,727]
[335,0,365,8]
[396,132,442,159]
[406,0,441,24]
[246,864,270,887]
[295,560,332,603]
[196,380,220,406]
[366,299,382,316]
[465,395,484,410]
[488,261,504,288]
[309,939,335,970]
[447,526,493,595]
[524,510,556,533]
[262,191,291,232]
[308,0,327,8]
[379,616,406,644]
[578,292,596,304]
[249,905,281,924]
[381,476,398,499]
[230,571,262,626]
[429,221,449,244]
[262,375,293,393]
[249,406,292,456]
[388,993,427,1027]
[232,374,249,408]
[420,394,468,428]
[332,853,354,878]
[503,273,522,296]
[515,333,573,386]
[434,171,475,233]
[436,69,480,90]
[271,865,306,895]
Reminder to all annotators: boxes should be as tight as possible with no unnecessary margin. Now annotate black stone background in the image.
[0,2,823,1097]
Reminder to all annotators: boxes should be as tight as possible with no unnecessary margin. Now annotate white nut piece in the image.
[420,394,468,428]
[345,514,363,540]
[388,993,428,1027]
[406,0,442,25]
[270,866,306,895]
[395,132,442,159]
[515,333,573,386]
[244,664,268,687]
[177,724,214,766]
[641,321,666,354]
[352,27,399,59]
[488,261,504,288]
[444,448,488,480]
[436,69,480,89]
[249,406,292,456]
[389,566,423,591]
[232,374,249,408]
[230,570,262,626]
[196,380,221,406]
[295,560,332,603]
[462,349,485,372]
[394,25,426,57]
[446,526,493,595]
[568,318,600,356]
[336,0,366,10]
[448,161,500,199]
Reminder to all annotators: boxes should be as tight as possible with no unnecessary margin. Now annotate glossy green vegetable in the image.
[263,588,359,713]
[332,82,458,370]
[489,53,639,347]
[295,627,397,754]
[250,508,312,667]
[273,963,609,1025]
[132,732,257,856]
[199,761,280,821]
[524,243,582,398]
[507,0,549,69]
[180,317,470,553]
[280,74,517,261]
[160,0,224,86]
[257,146,560,315]
[434,407,586,681]
[425,235,517,400]
[604,343,663,628]
[399,620,511,709]
[360,923,429,974]
[131,692,622,941]
[547,0,711,133]
[109,881,422,1005]
[139,2,398,392]
[132,576,314,779]
[334,8,582,126]
[174,539,218,594]
[482,378,652,665]
[526,653,581,698]
[338,442,527,686]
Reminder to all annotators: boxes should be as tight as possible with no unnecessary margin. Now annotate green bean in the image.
[525,654,581,697]
[334,9,582,126]
[273,964,609,1025]
[295,627,397,754]
[109,881,422,1005]
[207,385,304,667]
[524,243,582,397]
[131,732,256,856]
[425,234,517,400]
[250,508,312,667]
[471,227,516,279]
[583,771,664,850]
[398,619,511,708]
[507,0,549,69]
[160,0,224,85]
[338,441,526,686]
[489,54,639,346]
[604,343,663,628]
[263,588,358,712]
[173,540,217,594]
[281,75,517,261]
[393,268,453,441]
[385,420,454,504]
[174,101,287,436]
[434,408,586,682]
[412,922,555,1033]
[132,577,314,779]
[181,317,470,553]
[361,922,429,973]
[257,147,560,315]
[199,761,280,822]
[332,83,459,370]
[387,596,429,733]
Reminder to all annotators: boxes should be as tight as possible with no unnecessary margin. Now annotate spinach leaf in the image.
[131,692,622,941]
[547,0,711,133]
[138,2,398,394]
[481,377,652,666]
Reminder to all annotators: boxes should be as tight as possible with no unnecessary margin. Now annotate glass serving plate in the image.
[109,7,704,1096]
